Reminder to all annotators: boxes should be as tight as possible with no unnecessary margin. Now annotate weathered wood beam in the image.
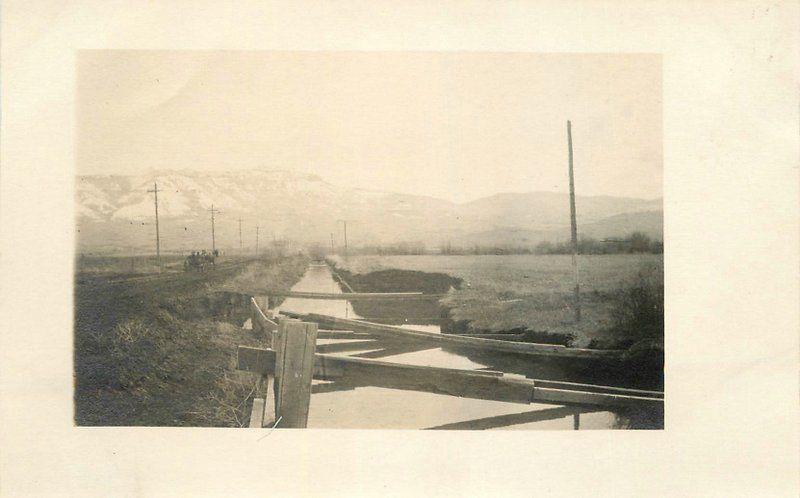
[533,387,662,409]
[237,346,661,409]
[280,312,623,360]
[350,343,439,359]
[315,340,383,354]
[532,379,664,399]
[250,297,277,333]
[259,290,445,301]
[454,333,529,342]
[248,398,265,428]
[423,406,601,430]
[272,321,317,428]
[317,331,373,340]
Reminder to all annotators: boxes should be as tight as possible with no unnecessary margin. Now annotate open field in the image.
[330,254,663,348]
[76,253,260,277]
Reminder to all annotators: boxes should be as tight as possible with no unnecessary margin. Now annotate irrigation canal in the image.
[264,263,625,430]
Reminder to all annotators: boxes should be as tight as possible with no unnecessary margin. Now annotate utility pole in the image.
[330,232,335,254]
[255,226,260,256]
[337,219,348,258]
[147,182,162,272]
[208,204,220,253]
[567,120,581,322]
[237,217,243,254]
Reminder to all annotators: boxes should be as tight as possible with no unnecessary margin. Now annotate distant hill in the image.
[76,169,662,252]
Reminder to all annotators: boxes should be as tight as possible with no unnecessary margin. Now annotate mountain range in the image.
[76,169,662,253]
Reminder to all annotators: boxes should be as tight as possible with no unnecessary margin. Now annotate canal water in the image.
[273,264,619,430]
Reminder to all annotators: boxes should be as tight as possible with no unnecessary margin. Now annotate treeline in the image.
[319,232,663,257]
[534,232,663,255]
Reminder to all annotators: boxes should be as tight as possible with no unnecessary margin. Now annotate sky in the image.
[77,51,662,203]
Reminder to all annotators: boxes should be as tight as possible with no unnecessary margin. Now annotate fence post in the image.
[273,319,318,428]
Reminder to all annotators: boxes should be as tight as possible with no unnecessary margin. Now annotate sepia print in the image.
[75,51,664,430]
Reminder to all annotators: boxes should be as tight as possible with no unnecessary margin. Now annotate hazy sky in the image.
[78,51,661,203]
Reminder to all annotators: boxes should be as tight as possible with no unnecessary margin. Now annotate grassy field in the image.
[74,255,308,426]
[76,253,256,277]
[330,254,663,348]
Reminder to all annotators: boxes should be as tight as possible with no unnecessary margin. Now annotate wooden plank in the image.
[263,375,276,426]
[273,321,318,428]
[250,297,278,333]
[249,398,265,428]
[240,346,530,404]
[423,406,599,430]
[455,333,528,342]
[259,290,444,301]
[532,387,664,409]
[532,379,664,399]
[317,331,373,340]
[315,340,383,354]
[280,312,623,359]
[238,346,661,410]
[350,343,439,359]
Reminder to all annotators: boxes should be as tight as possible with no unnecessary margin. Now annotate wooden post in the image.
[272,320,318,428]
[573,412,580,430]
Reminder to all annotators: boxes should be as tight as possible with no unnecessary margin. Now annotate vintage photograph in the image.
[75,50,664,430]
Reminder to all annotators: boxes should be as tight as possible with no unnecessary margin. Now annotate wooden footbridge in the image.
[237,290,663,430]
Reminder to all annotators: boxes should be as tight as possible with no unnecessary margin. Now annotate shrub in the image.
[607,271,664,347]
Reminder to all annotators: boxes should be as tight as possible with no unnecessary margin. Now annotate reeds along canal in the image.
[269,263,661,430]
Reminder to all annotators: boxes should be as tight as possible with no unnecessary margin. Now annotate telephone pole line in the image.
[208,204,220,253]
[147,182,162,272]
[255,226,260,256]
[567,120,581,322]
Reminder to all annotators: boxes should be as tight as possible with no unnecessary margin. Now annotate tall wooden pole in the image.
[256,226,260,256]
[567,120,581,322]
[147,182,162,272]
[238,217,243,254]
[337,219,348,258]
[208,205,220,253]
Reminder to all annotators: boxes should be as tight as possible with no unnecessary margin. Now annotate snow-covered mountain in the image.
[75,169,662,252]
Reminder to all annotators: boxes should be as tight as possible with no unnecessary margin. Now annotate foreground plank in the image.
[272,321,318,428]
[238,346,661,409]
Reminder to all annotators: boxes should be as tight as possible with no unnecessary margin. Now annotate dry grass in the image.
[74,255,309,426]
[331,254,663,347]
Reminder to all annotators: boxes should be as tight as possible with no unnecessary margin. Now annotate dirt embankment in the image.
[74,255,308,427]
